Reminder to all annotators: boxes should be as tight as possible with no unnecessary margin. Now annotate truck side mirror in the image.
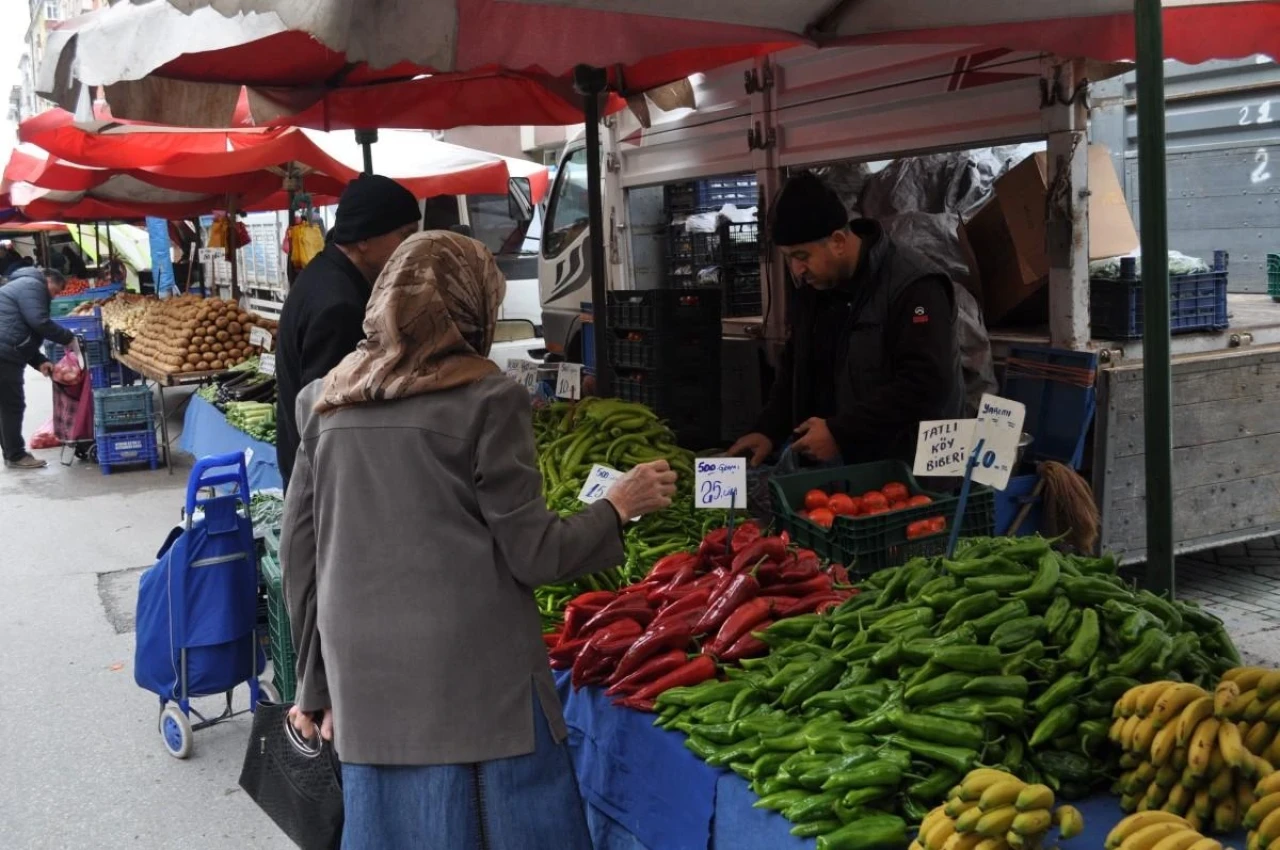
[508,178,534,223]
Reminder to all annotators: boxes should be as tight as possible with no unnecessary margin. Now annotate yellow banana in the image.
[1244,696,1271,723]
[1215,681,1241,718]
[1121,794,1140,813]
[1118,684,1155,718]
[1137,796,1153,813]
[1249,793,1280,830]
[1211,797,1238,833]
[976,806,1019,838]
[1140,682,1179,718]
[1188,718,1221,778]
[1119,822,1198,850]
[1135,718,1160,754]
[1172,747,1190,771]
[956,804,985,834]
[1120,715,1145,751]
[962,770,1020,801]
[1251,754,1277,780]
[910,841,926,850]
[1257,671,1280,701]
[1227,688,1261,721]
[1106,812,1191,849]
[1245,720,1276,755]
[1010,810,1051,836]
[1208,767,1235,803]
[926,817,958,849]
[1219,721,1250,771]
[1149,782,1172,808]
[1184,839,1223,850]
[1153,684,1210,729]
[947,797,981,819]
[1177,698,1215,747]
[1055,804,1085,839]
[1156,764,1182,789]
[1239,780,1260,814]
[1165,783,1193,815]
[921,806,949,837]
[1267,735,1280,769]
[1193,789,1214,820]
[1112,716,1132,743]
[1224,667,1269,689]
[1184,810,1205,834]
[1259,806,1280,845]
[979,780,1027,812]
[1122,752,1143,770]
[1004,833,1029,850]
[973,840,1008,850]
[1267,700,1280,724]
[1149,831,1209,850]
[1014,784,1054,813]
[1152,724,1181,767]
[942,834,986,850]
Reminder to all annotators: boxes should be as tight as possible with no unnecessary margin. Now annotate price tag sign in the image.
[913,419,977,478]
[695,457,747,509]
[198,247,222,262]
[966,393,1027,491]
[506,359,539,393]
[249,326,274,352]
[577,464,623,505]
[556,363,582,400]
[244,447,254,465]
[259,353,276,377]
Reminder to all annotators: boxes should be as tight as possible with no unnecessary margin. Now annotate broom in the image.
[1007,460,1100,553]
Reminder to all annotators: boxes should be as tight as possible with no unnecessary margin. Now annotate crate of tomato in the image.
[769,459,995,572]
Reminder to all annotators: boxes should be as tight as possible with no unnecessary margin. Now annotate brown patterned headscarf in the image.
[316,231,506,413]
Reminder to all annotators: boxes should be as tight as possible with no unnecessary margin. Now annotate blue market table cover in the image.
[554,671,1242,850]
[180,395,281,492]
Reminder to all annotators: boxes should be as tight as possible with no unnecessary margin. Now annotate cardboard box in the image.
[963,144,1138,325]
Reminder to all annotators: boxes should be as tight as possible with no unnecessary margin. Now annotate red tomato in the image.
[907,495,933,508]
[809,508,835,529]
[862,491,889,512]
[827,493,856,516]
[804,489,830,511]
[847,496,864,516]
[864,504,889,516]
[906,519,934,540]
[881,482,910,503]
[797,510,809,521]
[890,501,908,512]
[928,516,948,533]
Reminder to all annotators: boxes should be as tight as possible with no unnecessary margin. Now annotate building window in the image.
[45,1,62,19]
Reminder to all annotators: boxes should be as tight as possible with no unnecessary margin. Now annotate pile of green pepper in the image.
[650,535,1241,846]
[532,398,725,630]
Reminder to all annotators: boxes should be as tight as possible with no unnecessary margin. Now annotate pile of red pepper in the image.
[544,523,857,712]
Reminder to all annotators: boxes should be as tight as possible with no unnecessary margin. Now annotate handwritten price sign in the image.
[577,464,622,505]
[556,363,582,400]
[505,359,539,393]
[967,393,1027,491]
[695,458,747,509]
[913,419,976,478]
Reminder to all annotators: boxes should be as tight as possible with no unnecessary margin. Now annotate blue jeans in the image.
[341,698,592,850]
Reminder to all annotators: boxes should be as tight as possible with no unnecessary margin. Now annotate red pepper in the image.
[562,602,607,641]
[693,573,760,635]
[571,619,644,688]
[654,588,711,622]
[571,590,619,609]
[604,649,688,697]
[542,632,562,649]
[617,582,652,596]
[776,560,822,584]
[769,573,833,598]
[708,597,773,654]
[698,527,729,560]
[549,636,589,669]
[648,552,697,583]
[729,536,787,574]
[646,563,696,604]
[578,600,655,637]
[632,654,718,701]
[779,530,790,545]
[727,522,761,550]
[718,620,772,662]
[613,695,657,712]
[828,564,851,585]
[776,591,843,618]
[816,598,843,615]
[609,620,694,683]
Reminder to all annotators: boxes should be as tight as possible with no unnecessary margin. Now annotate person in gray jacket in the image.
[281,231,677,850]
[0,268,74,469]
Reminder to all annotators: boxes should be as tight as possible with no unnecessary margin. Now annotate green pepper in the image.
[923,588,971,613]
[763,660,817,692]
[1012,551,1062,605]
[900,624,979,665]
[876,733,978,774]
[916,574,958,602]
[727,686,766,721]
[807,731,873,755]
[923,695,1027,728]
[1030,671,1088,714]
[783,789,843,824]
[691,700,734,724]
[761,613,823,642]
[1042,593,1073,634]
[706,739,763,767]
[749,752,789,781]
[930,644,1004,674]
[684,734,719,760]
[1119,608,1163,645]
[795,748,878,790]
[762,719,842,753]
[835,664,874,689]
[907,767,961,801]
[778,751,832,782]
[691,721,744,746]
[989,615,1046,650]
[944,555,1028,579]
[1061,608,1101,669]
[1079,696,1115,719]
[936,590,1002,633]
[1031,749,1093,784]
[1079,719,1111,755]
[866,606,935,639]
[791,819,842,839]
[753,789,809,812]
[963,675,1029,698]
[1001,732,1026,771]
[1109,628,1171,677]
[964,572,1035,593]
[1093,675,1142,701]
[1165,632,1200,672]
[780,658,842,709]
[758,776,792,796]
[776,642,824,660]
[658,680,746,707]
[889,709,985,750]
[1061,574,1131,605]
[820,760,904,793]
[1029,703,1079,748]
[869,635,906,668]
[836,642,885,663]
[1136,590,1183,632]
[736,713,798,737]
[969,599,1031,638]
[904,671,970,706]
[1051,608,1083,647]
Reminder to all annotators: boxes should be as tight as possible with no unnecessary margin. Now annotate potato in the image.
[214,330,228,342]
[196,361,209,371]
[186,353,200,364]
[228,322,242,335]
[215,316,230,329]
[238,312,251,325]
[210,360,224,370]
[227,348,242,361]
[205,335,217,345]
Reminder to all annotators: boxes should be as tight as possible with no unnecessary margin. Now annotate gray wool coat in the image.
[280,375,624,766]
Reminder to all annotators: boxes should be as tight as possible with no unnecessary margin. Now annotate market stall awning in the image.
[37,1,789,127]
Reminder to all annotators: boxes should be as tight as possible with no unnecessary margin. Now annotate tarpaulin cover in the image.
[134,494,264,700]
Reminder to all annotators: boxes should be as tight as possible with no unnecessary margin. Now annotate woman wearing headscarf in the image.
[280,231,677,849]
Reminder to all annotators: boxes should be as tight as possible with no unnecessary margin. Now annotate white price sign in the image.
[259,353,276,377]
[578,464,623,505]
[966,393,1027,491]
[506,359,539,393]
[198,247,222,262]
[556,363,582,400]
[913,419,977,479]
[695,457,747,510]
[249,326,273,352]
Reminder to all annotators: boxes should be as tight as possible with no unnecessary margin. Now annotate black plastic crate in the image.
[726,270,764,318]
[724,222,760,265]
[667,229,720,267]
[612,373,720,448]
[608,329,720,370]
[1090,255,1229,340]
[606,288,722,332]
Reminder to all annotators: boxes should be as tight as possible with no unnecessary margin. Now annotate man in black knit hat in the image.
[276,174,420,489]
[728,171,965,468]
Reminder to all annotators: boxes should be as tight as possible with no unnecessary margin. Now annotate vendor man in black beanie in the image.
[728,171,965,468]
[276,174,420,489]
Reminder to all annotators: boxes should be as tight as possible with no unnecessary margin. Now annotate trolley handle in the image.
[186,453,252,517]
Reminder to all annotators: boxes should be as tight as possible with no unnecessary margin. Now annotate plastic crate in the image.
[612,373,720,448]
[724,222,760,265]
[664,175,758,213]
[606,288,722,332]
[259,538,297,703]
[93,386,154,433]
[53,312,105,342]
[95,428,159,474]
[607,329,720,370]
[43,337,111,369]
[1268,253,1279,302]
[667,229,720,268]
[726,270,764,318]
[1090,259,1229,340]
[769,460,996,571]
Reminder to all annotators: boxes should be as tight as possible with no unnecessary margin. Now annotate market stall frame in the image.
[112,351,226,475]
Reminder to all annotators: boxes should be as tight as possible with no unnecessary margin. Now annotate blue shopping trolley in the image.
[134,453,274,759]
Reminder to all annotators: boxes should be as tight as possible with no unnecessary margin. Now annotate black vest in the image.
[791,220,966,464]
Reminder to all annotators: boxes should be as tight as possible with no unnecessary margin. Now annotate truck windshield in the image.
[543,146,590,257]
[465,193,540,280]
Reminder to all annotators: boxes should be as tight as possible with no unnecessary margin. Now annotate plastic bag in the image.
[51,349,83,386]
[287,223,324,269]
[207,216,229,250]
[29,418,60,450]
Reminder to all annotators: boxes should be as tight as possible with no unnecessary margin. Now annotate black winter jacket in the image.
[0,269,75,367]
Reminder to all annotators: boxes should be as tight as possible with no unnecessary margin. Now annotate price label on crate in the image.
[258,353,276,377]
[695,458,747,509]
[578,464,623,505]
[197,247,222,262]
[556,363,582,400]
[966,393,1027,491]
[249,326,274,352]
[913,419,977,479]
[506,359,539,393]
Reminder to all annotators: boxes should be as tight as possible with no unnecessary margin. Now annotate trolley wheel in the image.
[86,443,98,464]
[258,679,281,705]
[160,705,193,759]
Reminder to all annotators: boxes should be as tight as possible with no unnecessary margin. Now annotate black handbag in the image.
[238,702,344,850]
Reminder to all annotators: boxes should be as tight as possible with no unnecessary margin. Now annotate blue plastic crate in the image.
[44,338,110,369]
[53,312,105,342]
[95,428,159,475]
[664,175,758,212]
[1001,346,1098,470]
[93,386,154,433]
[1090,253,1229,340]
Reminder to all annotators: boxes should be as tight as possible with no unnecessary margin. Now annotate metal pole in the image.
[355,129,378,174]
[574,64,611,396]
[1135,0,1175,596]
[94,222,101,272]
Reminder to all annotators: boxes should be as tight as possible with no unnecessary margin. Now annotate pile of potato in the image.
[124,296,278,376]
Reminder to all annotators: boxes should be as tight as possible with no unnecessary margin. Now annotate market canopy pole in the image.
[1135,0,1175,596]
[355,129,377,174]
[574,64,611,397]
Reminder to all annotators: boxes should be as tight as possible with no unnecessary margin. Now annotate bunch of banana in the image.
[910,768,1084,850]
[1215,668,1280,767]
[1110,673,1279,836]
[1105,811,1237,850]
[1244,770,1280,850]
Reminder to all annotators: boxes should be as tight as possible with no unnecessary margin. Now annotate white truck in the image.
[535,43,1280,570]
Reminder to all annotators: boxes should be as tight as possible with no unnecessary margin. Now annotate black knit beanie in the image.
[770,171,849,247]
[328,174,421,245]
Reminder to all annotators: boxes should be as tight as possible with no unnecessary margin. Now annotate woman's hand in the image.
[606,460,678,521]
[289,705,334,742]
